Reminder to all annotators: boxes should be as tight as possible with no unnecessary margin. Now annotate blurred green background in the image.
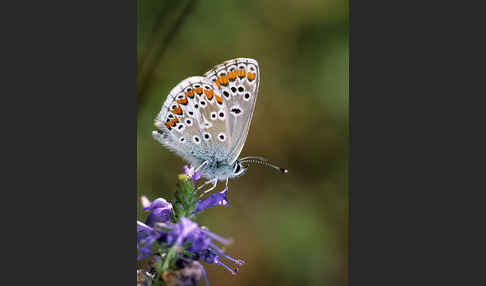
[137,0,348,285]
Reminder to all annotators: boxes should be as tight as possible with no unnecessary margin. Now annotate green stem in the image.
[161,245,178,271]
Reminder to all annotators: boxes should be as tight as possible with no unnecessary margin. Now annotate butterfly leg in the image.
[198,178,218,198]
[195,177,215,192]
[195,160,208,173]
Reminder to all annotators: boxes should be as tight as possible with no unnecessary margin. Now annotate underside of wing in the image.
[153,76,233,166]
[203,58,260,163]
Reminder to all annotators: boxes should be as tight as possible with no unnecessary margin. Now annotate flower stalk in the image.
[172,174,198,223]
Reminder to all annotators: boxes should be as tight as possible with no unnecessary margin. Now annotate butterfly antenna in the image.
[240,156,288,174]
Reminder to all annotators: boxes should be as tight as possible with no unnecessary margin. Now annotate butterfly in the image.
[153,58,287,194]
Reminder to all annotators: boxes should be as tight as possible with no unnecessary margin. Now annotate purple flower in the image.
[137,216,245,278]
[184,165,201,183]
[137,221,164,261]
[163,218,244,275]
[167,218,231,247]
[193,188,229,215]
[137,189,244,282]
[137,196,172,260]
[167,217,199,246]
[185,228,211,252]
[141,196,172,227]
[199,248,245,275]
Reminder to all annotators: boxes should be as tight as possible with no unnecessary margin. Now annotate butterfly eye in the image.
[200,100,207,107]
[230,86,237,94]
[243,92,251,101]
[238,86,245,92]
[218,111,225,119]
[193,135,201,144]
[185,119,192,126]
[204,85,211,90]
[210,112,217,120]
[194,84,200,88]
[234,163,241,174]
[179,137,185,142]
[186,88,192,92]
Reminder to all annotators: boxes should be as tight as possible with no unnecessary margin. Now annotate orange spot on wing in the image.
[215,95,223,104]
[169,117,179,127]
[204,89,214,100]
[195,87,203,95]
[247,72,256,81]
[238,69,246,78]
[185,90,194,98]
[218,75,229,86]
[171,105,183,115]
[165,117,179,129]
[177,97,188,105]
[228,70,237,81]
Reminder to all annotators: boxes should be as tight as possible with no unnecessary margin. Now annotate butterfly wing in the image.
[153,58,260,168]
[204,58,260,163]
[153,76,233,167]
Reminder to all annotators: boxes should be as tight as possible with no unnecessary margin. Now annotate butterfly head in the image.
[232,160,248,178]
